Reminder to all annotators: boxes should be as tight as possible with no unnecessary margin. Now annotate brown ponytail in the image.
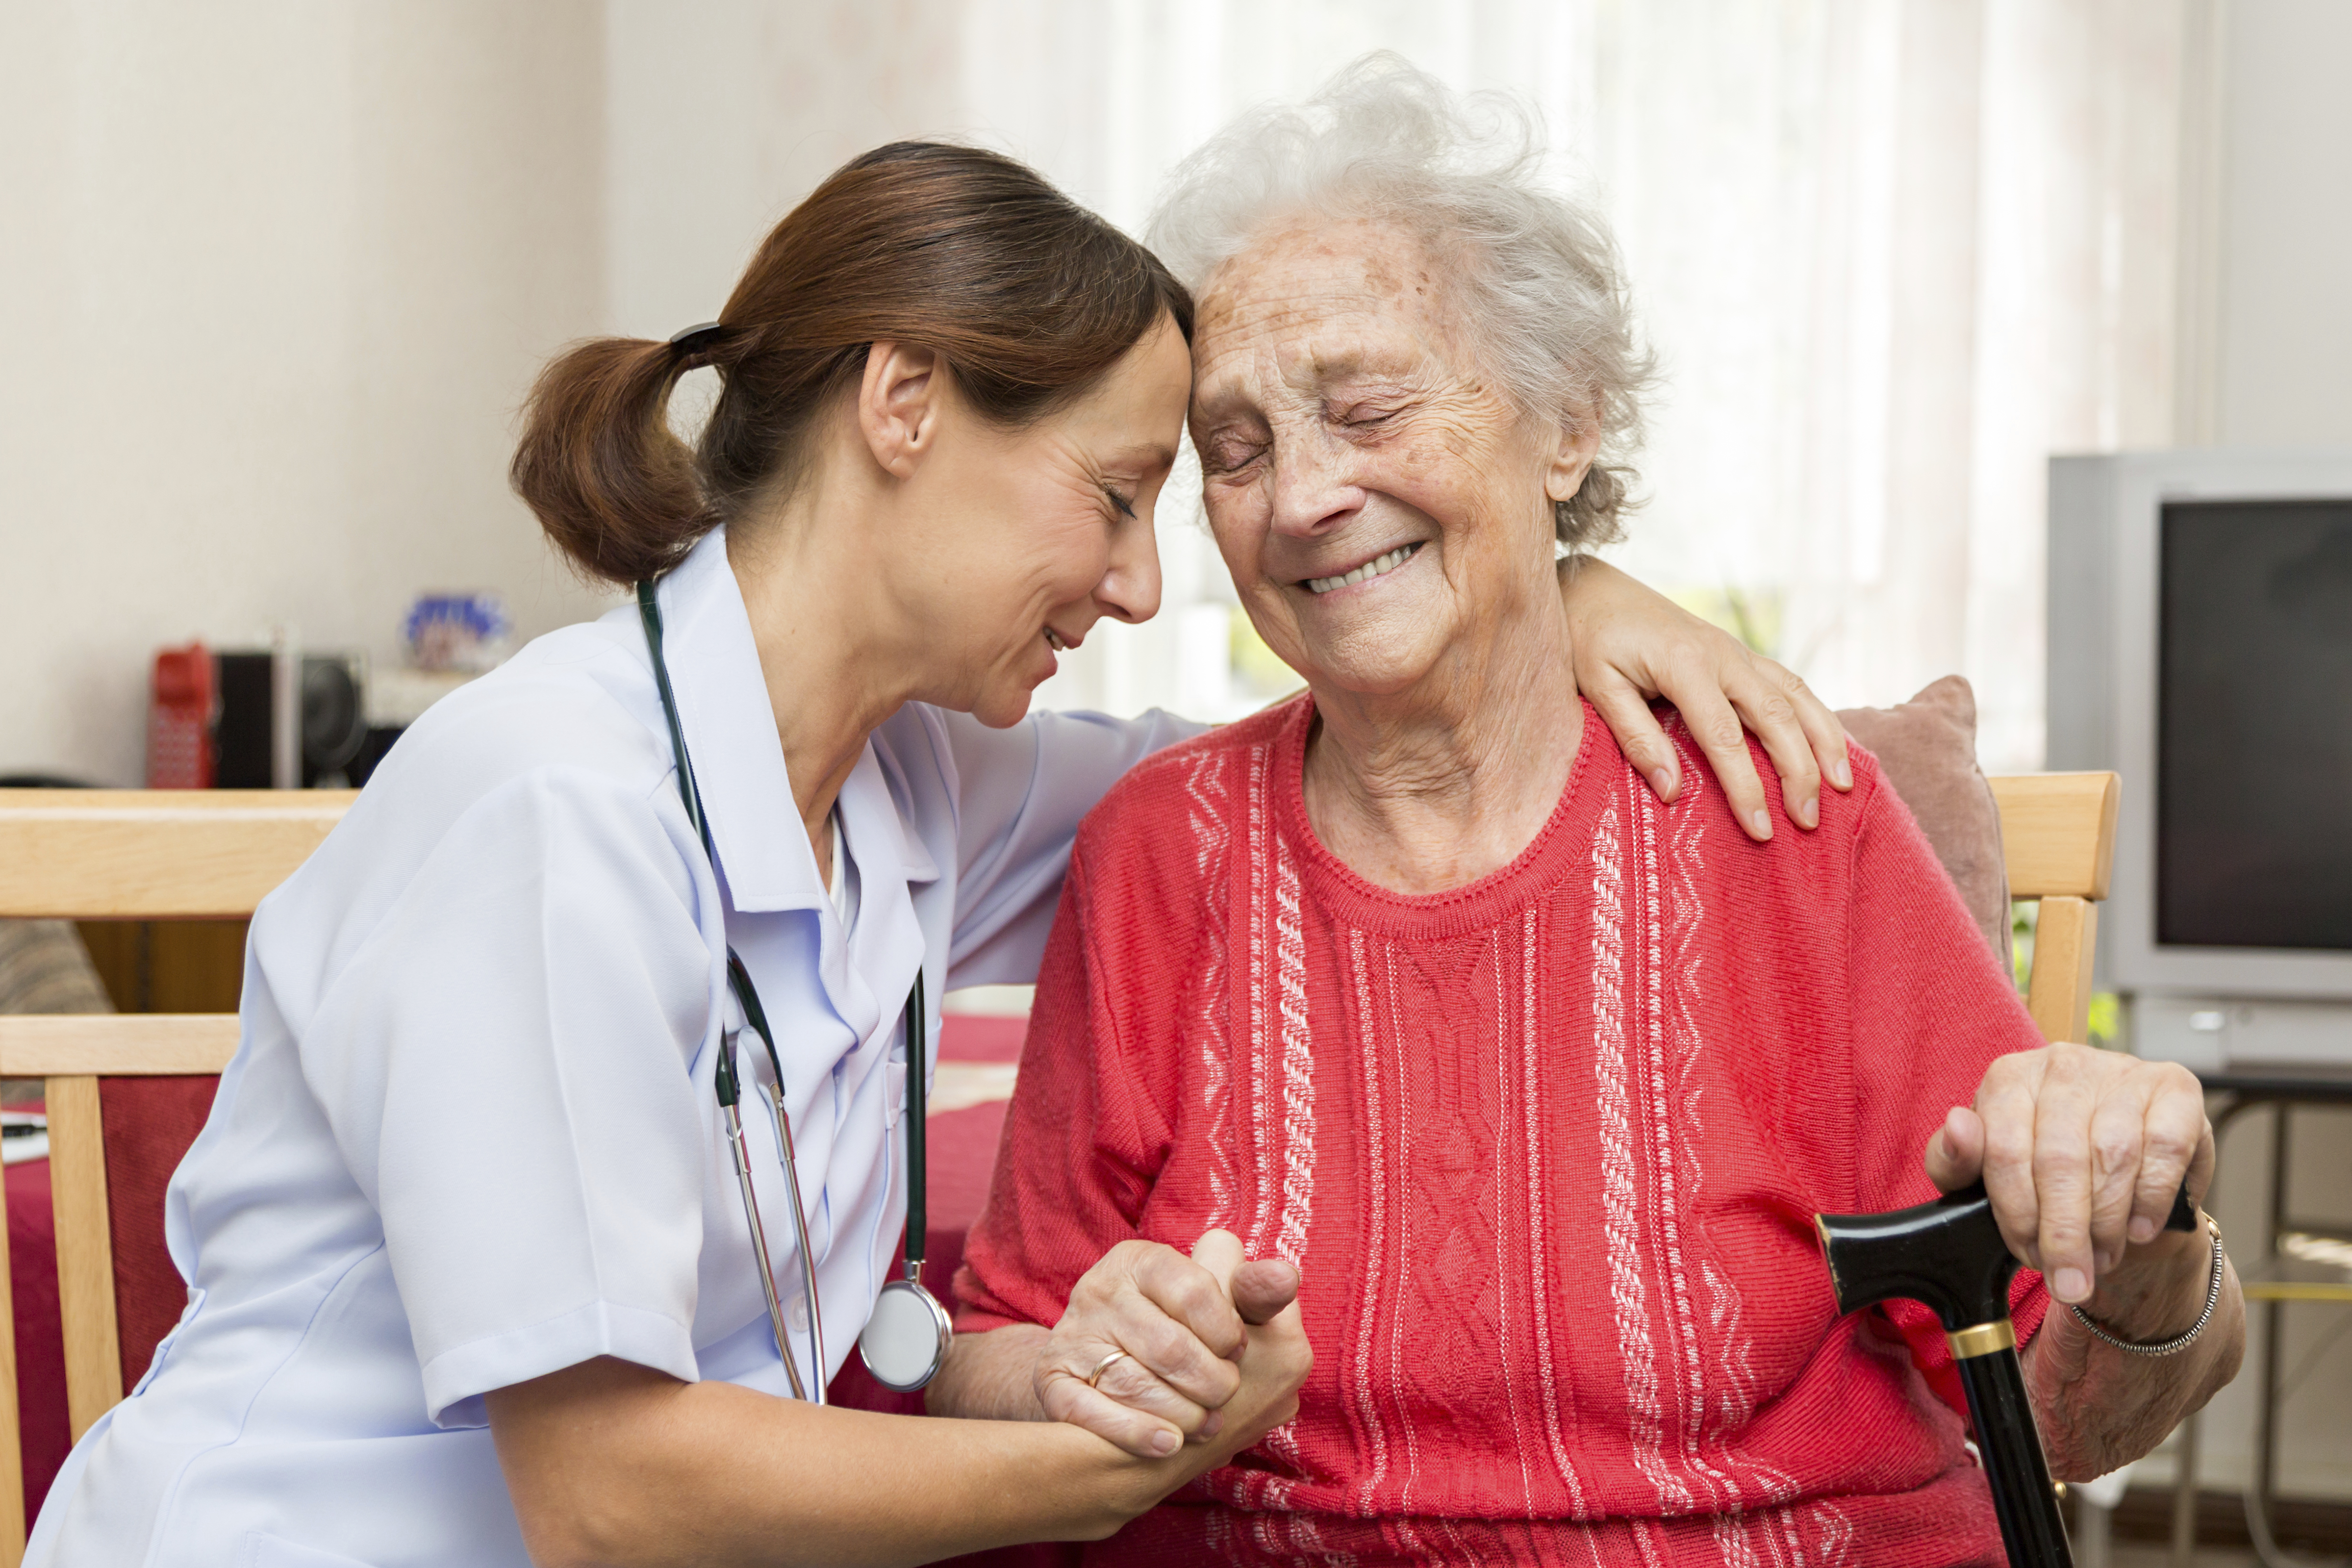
[512,143,1194,587]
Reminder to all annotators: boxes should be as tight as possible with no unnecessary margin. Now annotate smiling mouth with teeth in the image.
[1305,542,1422,595]
[1044,627,1070,652]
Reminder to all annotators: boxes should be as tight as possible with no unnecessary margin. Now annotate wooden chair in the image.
[0,789,353,1565]
[1985,771,2121,1045]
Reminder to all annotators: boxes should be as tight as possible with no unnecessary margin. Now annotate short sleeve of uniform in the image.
[1842,768,2053,1408]
[294,767,716,1428]
[937,706,1204,988]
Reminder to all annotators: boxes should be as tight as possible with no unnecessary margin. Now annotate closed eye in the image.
[1198,434,1267,475]
[1101,485,1137,519]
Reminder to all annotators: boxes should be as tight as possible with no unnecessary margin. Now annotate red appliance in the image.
[147,644,215,789]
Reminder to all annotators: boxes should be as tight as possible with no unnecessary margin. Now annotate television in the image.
[2047,451,2352,1072]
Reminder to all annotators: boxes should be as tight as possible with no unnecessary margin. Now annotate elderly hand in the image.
[1032,1229,1303,1460]
[1926,1043,2216,1310]
[1559,556,1850,842]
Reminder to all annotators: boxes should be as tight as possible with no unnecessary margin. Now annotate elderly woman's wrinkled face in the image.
[1189,220,1598,700]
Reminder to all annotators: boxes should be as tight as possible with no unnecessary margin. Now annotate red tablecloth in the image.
[8,1014,1034,1531]
[6,1153,69,1522]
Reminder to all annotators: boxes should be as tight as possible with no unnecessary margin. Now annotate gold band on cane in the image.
[1946,1319,2018,1360]
[1085,1350,1131,1389]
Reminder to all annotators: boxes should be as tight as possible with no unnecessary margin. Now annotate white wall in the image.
[0,1,613,786]
[2215,0,2352,446]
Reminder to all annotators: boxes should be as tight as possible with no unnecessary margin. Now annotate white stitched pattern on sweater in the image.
[1206,1506,1235,1560]
[1492,931,1539,1517]
[1187,749,1239,1231]
[1636,787,1689,1485]
[1808,1498,1854,1568]
[1521,903,1590,1514]
[1345,930,1393,1516]
[1711,1512,1763,1568]
[1638,753,1744,1522]
[1592,792,1688,1514]
[1287,1509,1356,1568]
[1275,841,1315,1270]
[1225,741,1298,1518]
[1247,743,1276,1259]
[1251,829,1313,1499]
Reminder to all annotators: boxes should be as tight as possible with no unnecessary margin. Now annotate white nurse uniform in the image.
[25,527,1195,1568]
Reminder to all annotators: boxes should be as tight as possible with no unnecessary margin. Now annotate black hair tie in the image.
[667,320,730,363]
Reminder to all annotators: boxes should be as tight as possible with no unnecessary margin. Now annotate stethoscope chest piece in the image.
[857,968,951,1391]
[859,1275,952,1391]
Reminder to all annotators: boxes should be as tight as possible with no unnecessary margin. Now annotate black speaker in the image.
[212,651,368,788]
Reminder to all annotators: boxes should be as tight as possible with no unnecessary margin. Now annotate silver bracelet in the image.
[2068,1213,2227,1357]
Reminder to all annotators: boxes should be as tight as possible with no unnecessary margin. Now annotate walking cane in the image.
[1814,1180,2196,1568]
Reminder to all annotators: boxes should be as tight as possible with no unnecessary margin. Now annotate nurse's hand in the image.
[1560,555,1851,841]
[1033,1229,1302,1459]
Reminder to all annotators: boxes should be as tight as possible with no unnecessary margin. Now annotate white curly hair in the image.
[1147,53,1654,548]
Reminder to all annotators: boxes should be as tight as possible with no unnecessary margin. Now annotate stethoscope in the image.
[637,581,953,1399]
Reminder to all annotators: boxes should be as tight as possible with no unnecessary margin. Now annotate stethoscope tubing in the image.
[636,578,944,1402]
[638,581,826,1400]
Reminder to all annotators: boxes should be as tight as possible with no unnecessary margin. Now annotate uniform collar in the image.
[653,529,937,917]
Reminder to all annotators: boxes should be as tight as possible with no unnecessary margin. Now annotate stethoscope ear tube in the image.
[729,949,833,1401]
[716,1033,809,1402]
[735,956,828,1405]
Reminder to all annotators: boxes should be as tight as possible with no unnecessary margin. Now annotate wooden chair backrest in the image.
[1984,772,2121,1045]
[0,789,352,1564]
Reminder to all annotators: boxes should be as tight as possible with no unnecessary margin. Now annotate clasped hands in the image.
[1033,1231,1309,1459]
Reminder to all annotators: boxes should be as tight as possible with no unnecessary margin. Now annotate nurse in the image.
[29,141,1847,1568]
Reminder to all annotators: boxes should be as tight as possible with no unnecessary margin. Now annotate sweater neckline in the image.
[1271,690,1613,940]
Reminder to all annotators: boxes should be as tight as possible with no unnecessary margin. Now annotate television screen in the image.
[2158,498,2352,951]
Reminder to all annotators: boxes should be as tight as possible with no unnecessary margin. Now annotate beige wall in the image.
[0,1,612,786]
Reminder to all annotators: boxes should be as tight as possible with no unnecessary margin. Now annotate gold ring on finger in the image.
[1085,1350,1131,1389]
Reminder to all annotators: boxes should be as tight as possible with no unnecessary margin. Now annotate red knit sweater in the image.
[957,696,2050,1566]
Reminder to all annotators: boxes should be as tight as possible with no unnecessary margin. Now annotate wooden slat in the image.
[0,1153,23,1567]
[2027,895,2100,1045]
[47,1076,124,1441]
[1986,772,2120,900]
[2242,1282,2352,1302]
[0,1015,241,1077]
[0,790,354,919]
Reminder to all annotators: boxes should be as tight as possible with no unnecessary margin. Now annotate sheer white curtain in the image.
[964,0,2191,767]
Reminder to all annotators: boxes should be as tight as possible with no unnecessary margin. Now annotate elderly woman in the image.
[932,61,2243,1563]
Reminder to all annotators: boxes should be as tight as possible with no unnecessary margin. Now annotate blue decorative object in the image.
[403,592,512,672]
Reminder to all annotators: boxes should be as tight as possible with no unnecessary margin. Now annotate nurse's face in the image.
[910,316,1193,727]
